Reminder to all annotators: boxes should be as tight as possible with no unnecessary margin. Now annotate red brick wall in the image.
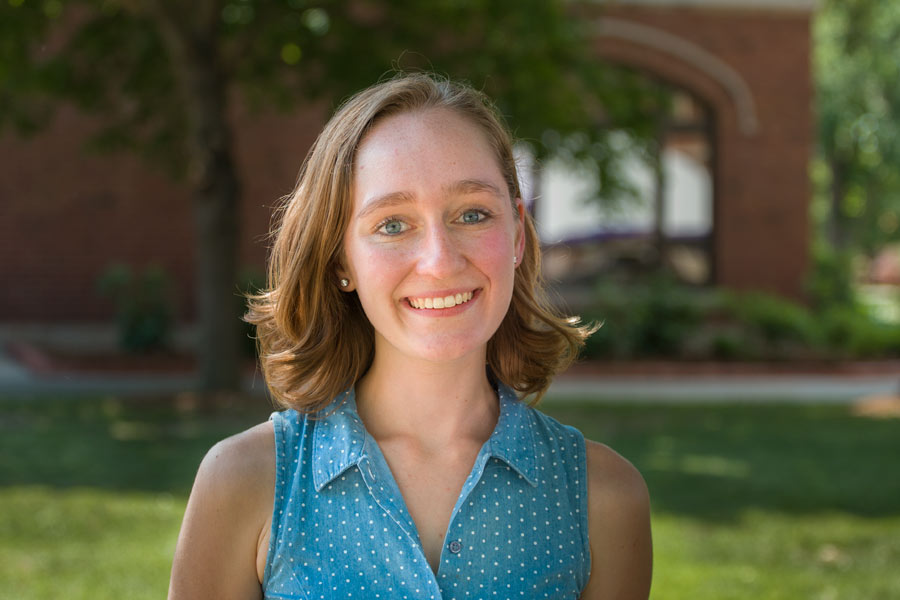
[0,102,325,321]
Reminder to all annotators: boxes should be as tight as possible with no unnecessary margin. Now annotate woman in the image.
[168,73,651,599]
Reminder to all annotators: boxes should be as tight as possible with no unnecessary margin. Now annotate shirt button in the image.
[448,540,462,554]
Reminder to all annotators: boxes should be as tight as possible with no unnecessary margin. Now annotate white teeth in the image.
[410,291,474,310]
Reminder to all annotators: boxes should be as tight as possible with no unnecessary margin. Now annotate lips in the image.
[408,290,475,310]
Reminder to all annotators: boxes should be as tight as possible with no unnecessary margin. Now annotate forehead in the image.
[351,108,506,203]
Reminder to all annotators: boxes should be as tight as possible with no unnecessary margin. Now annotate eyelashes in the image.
[375,217,409,236]
[458,208,492,224]
[374,208,494,236]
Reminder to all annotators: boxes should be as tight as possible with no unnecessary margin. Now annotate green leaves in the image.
[3,0,659,194]
[815,0,900,252]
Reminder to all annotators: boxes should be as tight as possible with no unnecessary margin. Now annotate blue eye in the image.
[460,210,487,224]
[378,219,407,235]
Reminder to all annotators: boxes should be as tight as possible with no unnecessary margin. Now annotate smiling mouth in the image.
[408,291,475,310]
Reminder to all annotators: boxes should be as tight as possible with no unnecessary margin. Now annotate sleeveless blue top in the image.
[263,383,591,599]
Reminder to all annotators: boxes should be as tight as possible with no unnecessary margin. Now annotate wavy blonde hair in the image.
[246,73,592,413]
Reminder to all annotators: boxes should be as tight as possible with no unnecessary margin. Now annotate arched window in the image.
[534,83,715,290]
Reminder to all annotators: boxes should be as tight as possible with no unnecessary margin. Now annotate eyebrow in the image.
[356,179,505,220]
[445,179,504,199]
[355,191,416,220]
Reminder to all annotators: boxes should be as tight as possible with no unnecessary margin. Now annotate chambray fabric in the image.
[263,383,590,599]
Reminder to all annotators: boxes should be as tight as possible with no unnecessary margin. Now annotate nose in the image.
[415,223,467,279]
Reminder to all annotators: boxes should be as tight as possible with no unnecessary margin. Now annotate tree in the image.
[815,0,900,257]
[1,0,657,392]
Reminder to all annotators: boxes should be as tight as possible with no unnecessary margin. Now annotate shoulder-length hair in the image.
[246,73,593,413]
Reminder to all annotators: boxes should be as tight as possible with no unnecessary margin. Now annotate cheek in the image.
[468,228,516,273]
[352,244,411,296]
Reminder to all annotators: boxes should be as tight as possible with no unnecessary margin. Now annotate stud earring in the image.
[339,278,350,288]
[513,256,517,265]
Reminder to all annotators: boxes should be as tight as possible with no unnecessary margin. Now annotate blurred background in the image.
[1,0,899,598]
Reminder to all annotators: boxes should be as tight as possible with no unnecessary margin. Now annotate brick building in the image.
[0,0,816,327]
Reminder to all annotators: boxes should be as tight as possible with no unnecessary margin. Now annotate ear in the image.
[514,198,526,268]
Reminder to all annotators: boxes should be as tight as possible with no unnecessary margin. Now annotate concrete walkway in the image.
[544,373,900,404]
[1,344,897,403]
[0,345,269,397]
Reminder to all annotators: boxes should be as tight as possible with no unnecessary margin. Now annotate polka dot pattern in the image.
[262,384,590,599]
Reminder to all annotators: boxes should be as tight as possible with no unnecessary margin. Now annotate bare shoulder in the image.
[168,421,275,600]
[199,420,275,492]
[580,440,652,600]
[192,420,276,551]
[584,440,649,512]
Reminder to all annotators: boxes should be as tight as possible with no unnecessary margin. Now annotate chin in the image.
[402,337,488,364]
[412,347,478,364]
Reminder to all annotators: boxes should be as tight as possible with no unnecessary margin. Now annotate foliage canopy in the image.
[815,0,900,254]
[1,0,660,196]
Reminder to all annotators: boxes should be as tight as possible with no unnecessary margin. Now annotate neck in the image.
[355,344,499,450]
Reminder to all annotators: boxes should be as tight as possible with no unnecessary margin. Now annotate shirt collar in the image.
[489,383,539,487]
[311,388,367,492]
[312,382,538,492]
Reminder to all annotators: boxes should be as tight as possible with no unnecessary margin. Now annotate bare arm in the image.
[167,421,275,600]
[580,440,653,600]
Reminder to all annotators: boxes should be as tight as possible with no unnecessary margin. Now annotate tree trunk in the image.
[191,119,241,393]
[153,5,241,393]
[652,135,667,270]
[827,156,848,251]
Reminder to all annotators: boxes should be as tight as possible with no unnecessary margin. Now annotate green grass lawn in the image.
[1,394,899,599]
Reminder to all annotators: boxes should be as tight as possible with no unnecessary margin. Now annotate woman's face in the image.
[340,108,524,365]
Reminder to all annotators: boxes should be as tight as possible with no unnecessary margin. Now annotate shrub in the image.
[97,263,174,353]
[578,275,900,361]
[722,291,822,348]
[807,244,858,311]
[584,274,711,358]
[709,328,750,360]
[819,306,900,358]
